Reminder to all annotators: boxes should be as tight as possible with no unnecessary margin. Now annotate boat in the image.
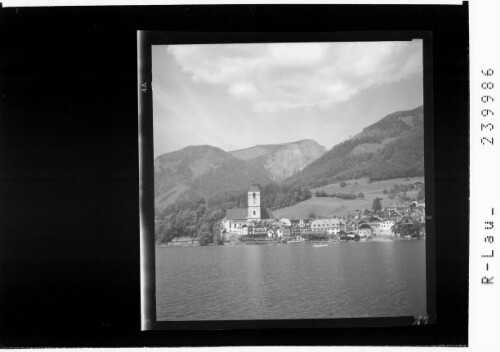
[313,244,328,247]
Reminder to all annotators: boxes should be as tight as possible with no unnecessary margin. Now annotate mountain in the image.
[154,145,232,195]
[154,145,270,209]
[154,140,325,210]
[286,106,425,189]
[230,139,326,182]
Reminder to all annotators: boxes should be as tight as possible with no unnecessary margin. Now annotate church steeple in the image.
[247,183,261,220]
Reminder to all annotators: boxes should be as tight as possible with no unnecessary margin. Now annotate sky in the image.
[152,40,423,157]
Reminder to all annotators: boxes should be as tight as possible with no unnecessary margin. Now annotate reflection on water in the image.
[156,240,426,321]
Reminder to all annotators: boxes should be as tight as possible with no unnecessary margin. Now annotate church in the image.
[221,185,276,237]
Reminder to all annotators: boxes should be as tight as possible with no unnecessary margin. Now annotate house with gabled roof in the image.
[358,223,373,238]
[365,215,384,235]
[392,215,422,238]
[345,219,358,233]
[409,208,424,222]
[387,201,412,214]
[362,208,372,216]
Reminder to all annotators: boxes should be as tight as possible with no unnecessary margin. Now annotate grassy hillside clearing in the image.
[272,197,381,219]
[312,176,424,196]
[273,176,424,219]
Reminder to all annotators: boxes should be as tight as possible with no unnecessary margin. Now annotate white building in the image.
[372,217,397,236]
[280,218,291,227]
[311,218,344,234]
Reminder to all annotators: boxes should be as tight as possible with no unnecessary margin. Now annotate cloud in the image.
[166,40,422,113]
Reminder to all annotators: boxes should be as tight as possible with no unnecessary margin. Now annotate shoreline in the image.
[156,237,424,248]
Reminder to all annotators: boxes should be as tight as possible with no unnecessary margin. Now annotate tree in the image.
[212,223,225,245]
[315,190,328,197]
[417,188,425,201]
[372,197,382,211]
[340,180,347,188]
[398,223,422,239]
[357,192,365,199]
[399,192,411,202]
[308,212,316,219]
[197,223,212,246]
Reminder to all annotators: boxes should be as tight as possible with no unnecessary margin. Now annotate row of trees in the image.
[259,182,312,210]
[225,182,312,210]
[155,198,225,245]
[314,190,364,200]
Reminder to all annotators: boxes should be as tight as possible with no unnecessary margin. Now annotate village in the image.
[223,205,425,245]
[167,184,426,246]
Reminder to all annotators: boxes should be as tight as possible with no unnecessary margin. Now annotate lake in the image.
[156,240,426,321]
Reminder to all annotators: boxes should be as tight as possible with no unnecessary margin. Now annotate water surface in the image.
[156,240,426,321]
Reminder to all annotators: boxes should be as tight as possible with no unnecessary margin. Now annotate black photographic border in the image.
[139,30,436,331]
[0,3,469,347]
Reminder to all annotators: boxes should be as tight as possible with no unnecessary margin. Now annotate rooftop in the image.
[225,208,248,220]
[248,185,260,192]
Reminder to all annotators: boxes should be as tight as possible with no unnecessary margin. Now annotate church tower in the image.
[247,185,261,221]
